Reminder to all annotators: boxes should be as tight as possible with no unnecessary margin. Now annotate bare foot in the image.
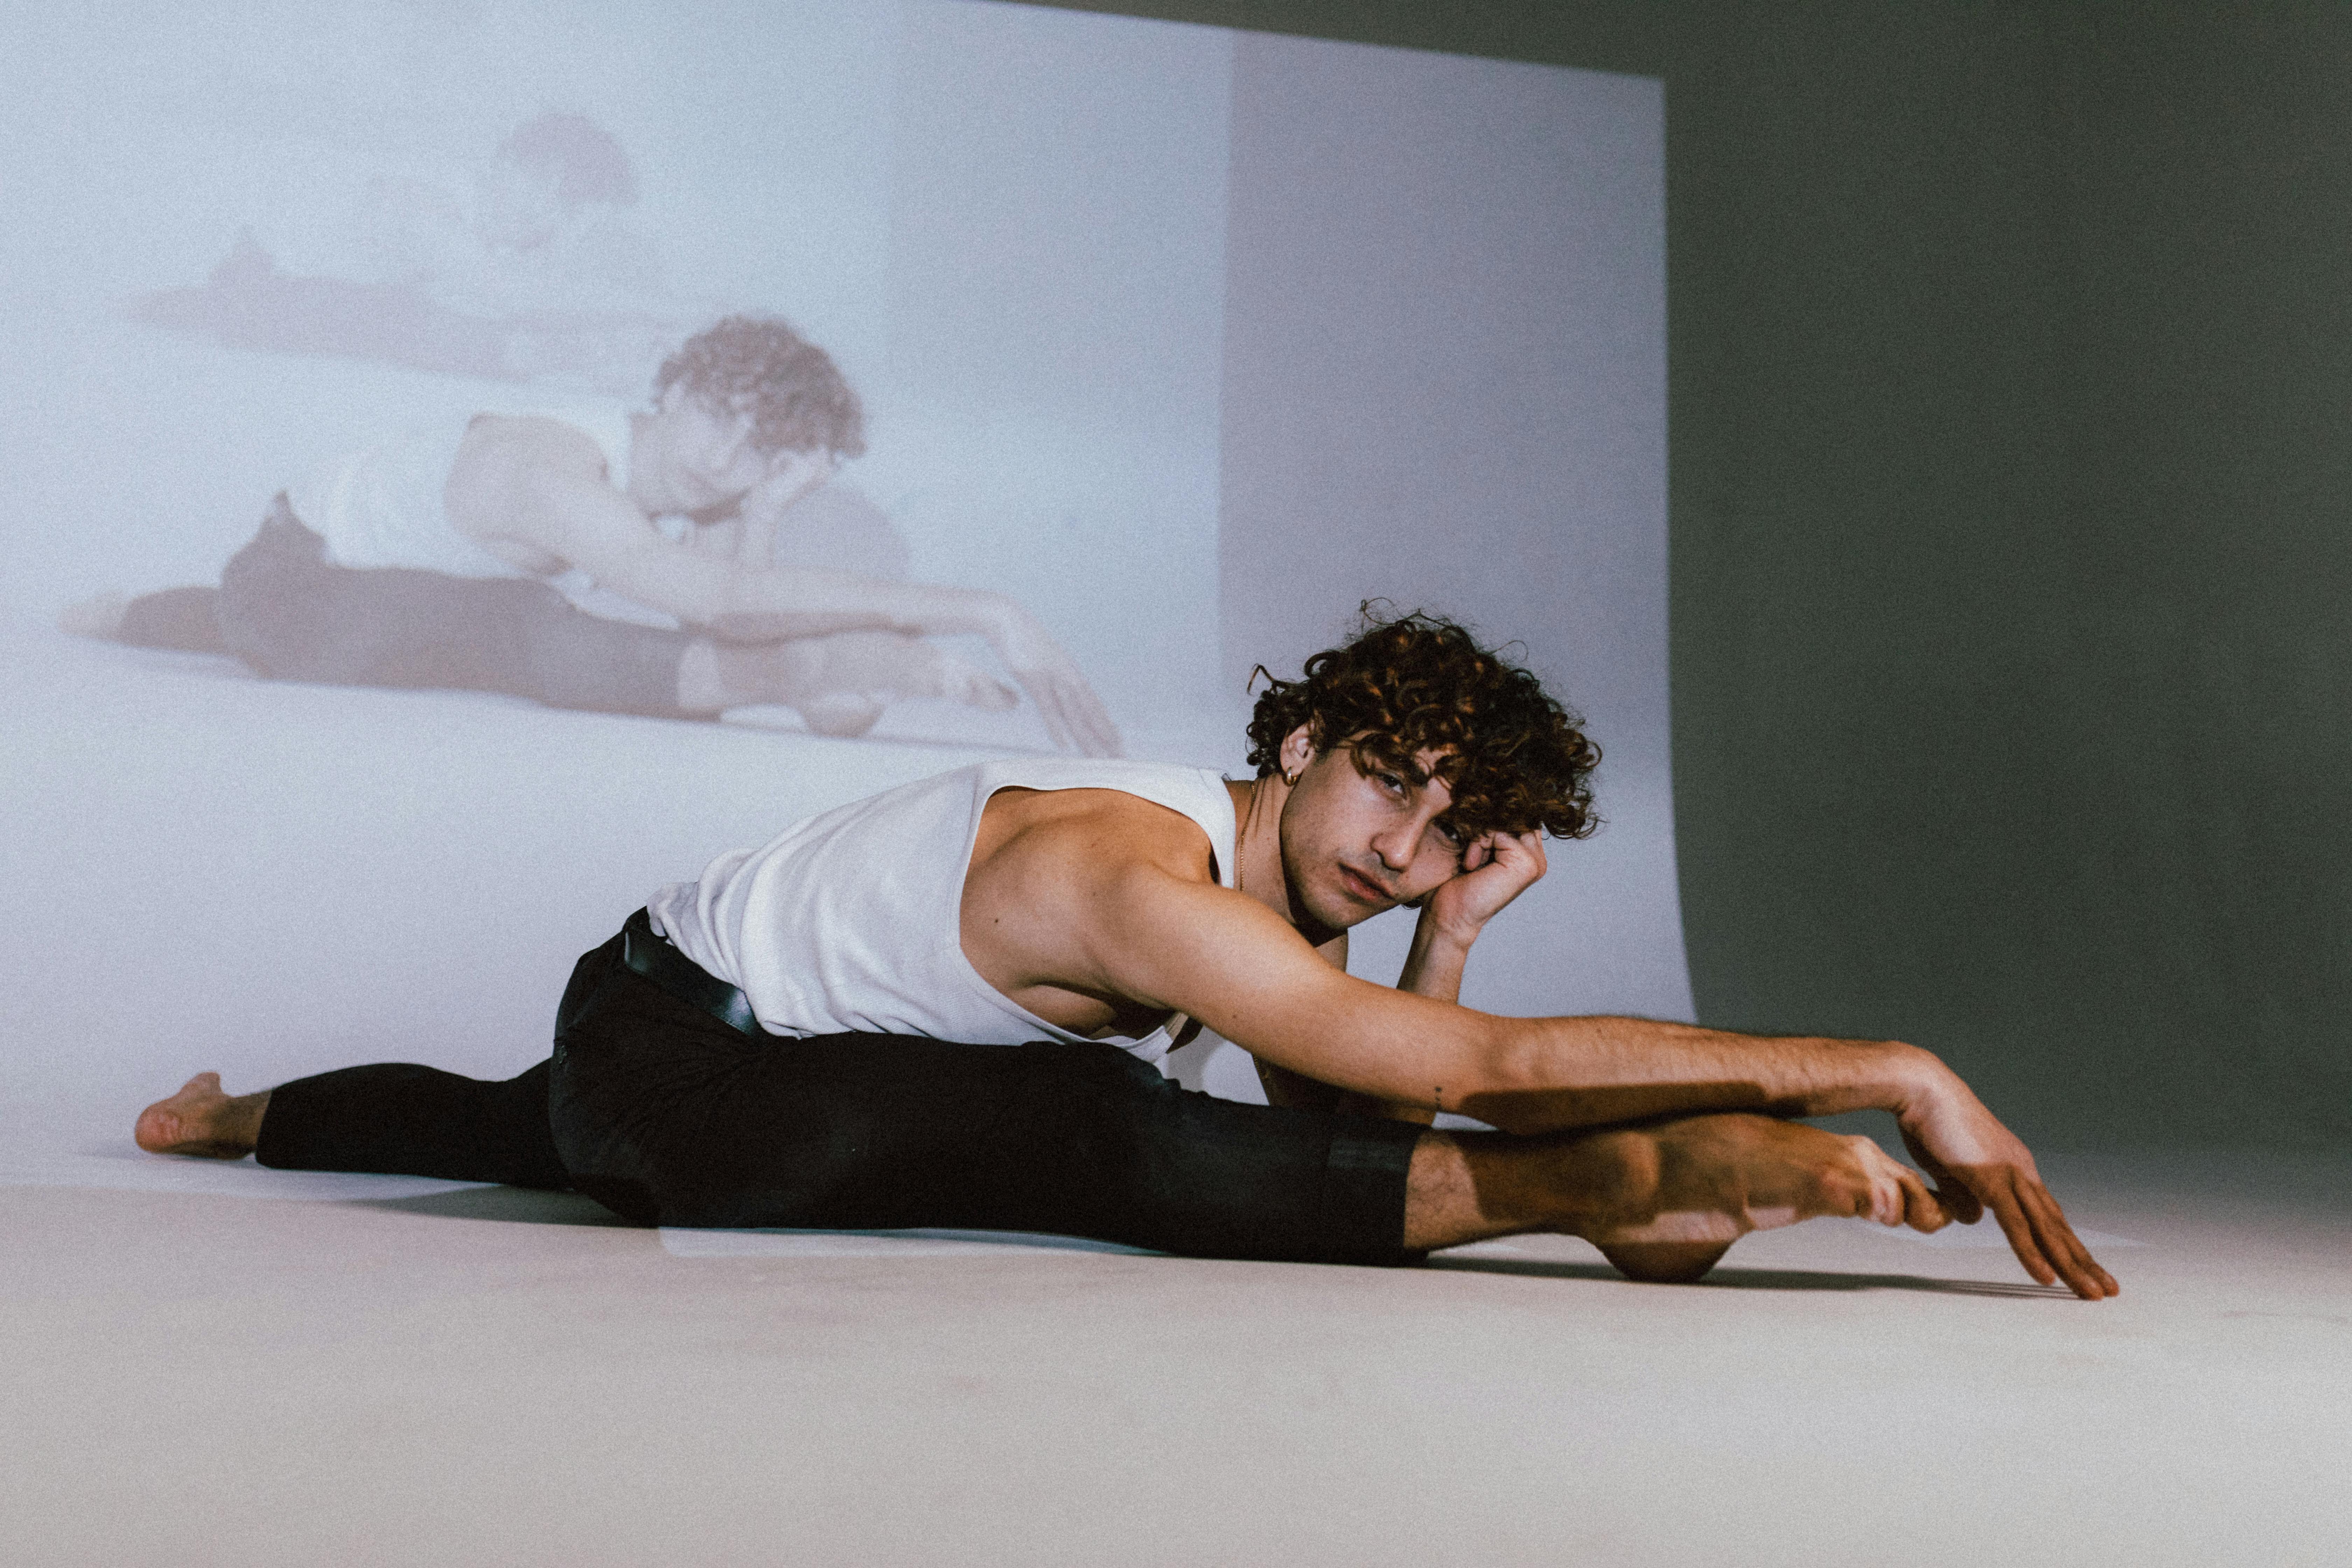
[59,592,130,639]
[134,1072,267,1159]
[1596,1239,1735,1284]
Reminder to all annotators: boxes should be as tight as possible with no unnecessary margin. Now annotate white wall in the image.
[0,1,1676,1167]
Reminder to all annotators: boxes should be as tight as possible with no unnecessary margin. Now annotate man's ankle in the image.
[1533,1127,1660,1238]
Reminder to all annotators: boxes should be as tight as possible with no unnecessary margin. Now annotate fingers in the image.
[1013,668,1122,757]
[1902,1126,1984,1225]
[1893,1160,1951,1232]
[1513,831,1547,880]
[1026,680,1076,753]
[1981,1183,2058,1288]
[1054,676,1123,757]
[1484,832,1545,878]
[2017,1180,2120,1300]
[1980,1176,2118,1300]
[1070,679,1123,757]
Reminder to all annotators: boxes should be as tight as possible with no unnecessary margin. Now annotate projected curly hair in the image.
[1244,607,1601,839]
[655,315,867,458]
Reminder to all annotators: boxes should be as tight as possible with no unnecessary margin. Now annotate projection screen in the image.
[0,1,1678,1178]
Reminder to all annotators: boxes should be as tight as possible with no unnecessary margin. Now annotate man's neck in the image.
[1228,775,1336,943]
[622,409,668,515]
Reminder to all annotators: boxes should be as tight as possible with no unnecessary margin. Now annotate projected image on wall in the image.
[0,0,1672,1149]
[74,303,1120,755]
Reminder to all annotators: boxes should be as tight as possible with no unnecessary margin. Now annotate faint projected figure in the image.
[64,316,1122,756]
[129,113,680,392]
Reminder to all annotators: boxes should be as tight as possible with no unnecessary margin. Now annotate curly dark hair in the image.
[1245,607,1601,839]
[654,315,867,458]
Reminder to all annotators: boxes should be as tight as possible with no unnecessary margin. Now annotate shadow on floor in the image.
[1425,1255,2071,1299]
[328,1191,2074,1294]
[348,1185,635,1227]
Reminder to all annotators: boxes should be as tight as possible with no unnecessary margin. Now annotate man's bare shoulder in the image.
[451,413,610,489]
[969,785,1219,892]
[960,786,1233,1032]
[445,414,634,566]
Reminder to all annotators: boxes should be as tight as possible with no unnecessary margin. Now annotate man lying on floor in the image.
[135,611,2118,1297]
[70,314,1119,755]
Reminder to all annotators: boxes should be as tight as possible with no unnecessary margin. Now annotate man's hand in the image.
[1396,830,1546,1009]
[983,599,1123,758]
[1421,828,1547,943]
[1892,1063,2119,1300]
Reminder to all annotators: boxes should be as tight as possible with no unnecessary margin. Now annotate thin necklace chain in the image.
[1235,781,1248,896]
[1238,774,1288,899]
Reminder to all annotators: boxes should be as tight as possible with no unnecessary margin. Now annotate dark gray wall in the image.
[1037,1,2352,1151]
[2043,4,2352,1148]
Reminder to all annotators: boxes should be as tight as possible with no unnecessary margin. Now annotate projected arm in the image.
[502,462,1123,756]
[1095,866,2114,1298]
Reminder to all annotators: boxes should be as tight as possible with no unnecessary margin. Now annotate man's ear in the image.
[1278,725,1316,779]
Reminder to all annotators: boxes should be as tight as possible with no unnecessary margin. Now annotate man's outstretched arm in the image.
[1091,866,2115,1298]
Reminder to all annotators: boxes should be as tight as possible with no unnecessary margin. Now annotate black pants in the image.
[257,923,1426,1267]
[118,498,694,719]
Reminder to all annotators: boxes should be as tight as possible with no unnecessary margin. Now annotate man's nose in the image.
[1371,823,1416,872]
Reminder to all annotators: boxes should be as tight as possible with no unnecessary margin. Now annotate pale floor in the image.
[4,1149,2348,1567]
[6,619,2349,1563]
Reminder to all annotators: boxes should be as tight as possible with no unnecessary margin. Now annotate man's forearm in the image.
[1251,911,1471,1125]
[1395,908,1471,1005]
[1354,911,1478,1124]
[701,573,1003,643]
[1455,1016,1937,1136]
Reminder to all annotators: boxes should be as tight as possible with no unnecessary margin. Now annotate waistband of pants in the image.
[620,908,762,1036]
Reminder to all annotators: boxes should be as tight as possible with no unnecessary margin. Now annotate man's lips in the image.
[1337,864,1395,905]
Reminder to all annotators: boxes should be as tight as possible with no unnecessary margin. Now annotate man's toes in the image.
[133,1106,181,1153]
[58,592,130,639]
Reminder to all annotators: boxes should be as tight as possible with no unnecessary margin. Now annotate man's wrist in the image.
[1413,903,1484,955]
[1868,1039,1948,1117]
[972,589,1019,642]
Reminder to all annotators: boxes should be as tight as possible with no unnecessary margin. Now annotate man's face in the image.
[1275,728,1471,933]
[644,387,834,515]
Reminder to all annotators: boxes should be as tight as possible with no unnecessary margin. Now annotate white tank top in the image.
[645,758,1239,1065]
[286,400,635,580]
